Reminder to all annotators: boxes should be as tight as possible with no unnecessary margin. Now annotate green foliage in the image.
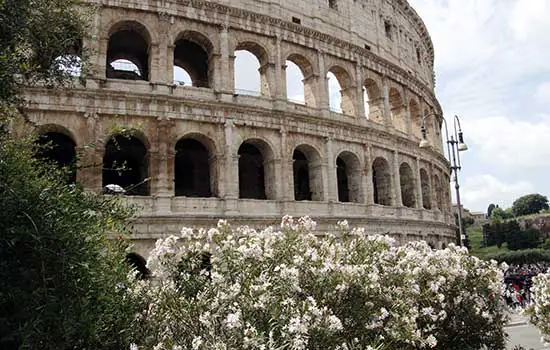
[482,220,540,251]
[484,249,550,264]
[0,0,88,107]
[512,194,550,217]
[490,206,514,221]
[487,203,496,218]
[507,228,540,251]
[0,135,140,349]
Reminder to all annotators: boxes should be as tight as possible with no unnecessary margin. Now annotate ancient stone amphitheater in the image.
[25,0,454,255]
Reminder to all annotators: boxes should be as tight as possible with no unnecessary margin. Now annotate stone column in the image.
[325,137,337,202]
[429,163,438,212]
[259,62,276,98]
[393,150,402,206]
[280,129,293,201]
[223,120,238,199]
[415,157,423,209]
[403,88,412,135]
[218,25,232,93]
[355,63,366,118]
[382,78,392,127]
[275,36,285,100]
[317,51,330,111]
[364,144,374,205]
[166,45,175,85]
[148,43,160,84]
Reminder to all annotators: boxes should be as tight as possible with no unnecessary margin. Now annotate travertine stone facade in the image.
[24,0,454,257]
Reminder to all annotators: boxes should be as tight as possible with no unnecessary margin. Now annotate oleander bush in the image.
[526,272,550,344]
[129,217,509,350]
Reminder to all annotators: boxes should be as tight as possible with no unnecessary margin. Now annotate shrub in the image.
[0,136,139,349]
[526,272,550,344]
[484,249,550,264]
[130,217,508,350]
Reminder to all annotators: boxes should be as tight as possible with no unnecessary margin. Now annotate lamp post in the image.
[420,113,469,247]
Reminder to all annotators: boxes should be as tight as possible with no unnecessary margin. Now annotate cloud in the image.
[509,0,550,42]
[460,174,534,211]
[535,82,550,105]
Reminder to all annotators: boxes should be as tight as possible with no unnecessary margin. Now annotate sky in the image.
[408,0,550,212]
[168,0,550,213]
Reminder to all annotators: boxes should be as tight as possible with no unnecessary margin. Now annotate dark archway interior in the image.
[174,138,211,197]
[399,163,416,208]
[174,39,209,87]
[238,143,266,199]
[336,157,350,203]
[36,132,77,183]
[420,169,431,209]
[293,150,311,201]
[107,30,149,80]
[373,158,392,206]
[125,253,150,280]
[103,135,149,196]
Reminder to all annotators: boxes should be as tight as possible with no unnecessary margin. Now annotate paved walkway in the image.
[506,312,549,350]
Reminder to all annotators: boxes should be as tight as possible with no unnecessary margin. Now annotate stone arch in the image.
[409,98,421,139]
[364,78,383,123]
[174,134,217,198]
[399,162,416,208]
[238,139,276,200]
[286,53,316,107]
[327,65,356,116]
[293,144,324,201]
[106,20,151,80]
[389,87,406,132]
[434,173,443,211]
[336,151,362,203]
[173,30,214,88]
[420,168,431,209]
[234,41,271,97]
[103,134,149,196]
[372,157,392,206]
[35,128,77,183]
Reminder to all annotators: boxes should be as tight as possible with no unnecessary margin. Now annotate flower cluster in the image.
[130,216,508,350]
[526,272,550,344]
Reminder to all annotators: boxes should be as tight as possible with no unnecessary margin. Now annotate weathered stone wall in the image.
[23,0,454,256]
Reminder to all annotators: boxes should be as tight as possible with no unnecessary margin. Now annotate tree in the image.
[0,135,141,349]
[490,206,513,221]
[0,0,87,108]
[487,203,496,218]
[512,194,549,217]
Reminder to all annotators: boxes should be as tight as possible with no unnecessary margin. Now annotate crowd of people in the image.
[502,262,550,307]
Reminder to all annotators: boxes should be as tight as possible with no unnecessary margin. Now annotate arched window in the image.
[285,60,305,104]
[173,31,213,88]
[234,42,269,97]
[35,131,77,183]
[174,138,212,197]
[293,145,324,201]
[372,157,392,206]
[399,162,416,208]
[336,151,362,203]
[364,78,383,123]
[420,168,431,209]
[293,150,311,201]
[327,66,355,115]
[103,134,149,196]
[106,22,150,80]
[389,88,406,132]
[238,140,275,200]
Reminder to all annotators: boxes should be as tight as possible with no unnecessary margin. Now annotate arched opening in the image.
[399,162,416,208]
[293,150,311,201]
[125,253,150,280]
[434,174,443,211]
[327,66,355,115]
[293,145,324,201]
[389,88,406,132]
[238,140,275,200]
[106,22,150,80]
[285,60,305,104]
[174,138,212,197]
[234,42,270,97]
[103,134,149,196]
[35,131,77,183]
[286,54,315,107]
[174,31,213,88]
[364,78,383,123]
[372,157,392,206]
[409,99,421,139]
[336,151,362,203]
[420,168,431,209]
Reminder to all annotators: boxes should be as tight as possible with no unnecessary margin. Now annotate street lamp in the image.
[420,113,469,247]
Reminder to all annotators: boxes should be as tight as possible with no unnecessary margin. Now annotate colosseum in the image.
[25,0,455,255]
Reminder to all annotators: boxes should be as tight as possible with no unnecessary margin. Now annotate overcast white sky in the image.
[407,0,550,212]
[172,0,550,213]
